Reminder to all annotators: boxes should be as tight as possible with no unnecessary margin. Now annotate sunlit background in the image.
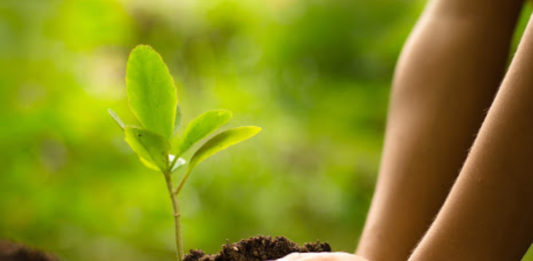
[1,0,532,260]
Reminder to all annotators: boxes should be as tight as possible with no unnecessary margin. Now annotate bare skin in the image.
[275,253,367,261]
[277,0,532,260]
[408,11,533,260]
[357,0,524,260]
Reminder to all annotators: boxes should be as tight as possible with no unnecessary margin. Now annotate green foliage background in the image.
[0,0,531,260]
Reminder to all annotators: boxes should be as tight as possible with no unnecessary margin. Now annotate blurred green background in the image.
[0,0,532,260]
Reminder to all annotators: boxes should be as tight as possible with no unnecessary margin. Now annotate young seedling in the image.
[108,45,261,261]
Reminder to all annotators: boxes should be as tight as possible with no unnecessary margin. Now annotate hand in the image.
[276,252,369,261]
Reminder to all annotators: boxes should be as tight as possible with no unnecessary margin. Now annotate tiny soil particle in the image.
[0,240,58,261]
[184,235,331,261]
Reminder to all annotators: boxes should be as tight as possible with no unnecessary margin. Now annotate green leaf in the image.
[108,108,125,130]
[126,45,177,139]
[174,110,232,156]
[124,126,170,171]
[189,126,261,168]
[139,157,160,171]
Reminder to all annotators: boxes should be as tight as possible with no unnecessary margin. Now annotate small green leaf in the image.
[189,126,261,168]
[139,157,160,171]
[124,126,170,171]
[174,110,232,156]
[108,108,125,130]
[126,45,177,139]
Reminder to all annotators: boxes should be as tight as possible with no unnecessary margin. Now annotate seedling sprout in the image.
[108,45,261,261]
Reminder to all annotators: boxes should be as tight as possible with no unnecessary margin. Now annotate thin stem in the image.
[163,172,184,261]
[174,167,192,196]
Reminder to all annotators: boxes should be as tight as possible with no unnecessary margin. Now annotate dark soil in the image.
[184,236,331,261]
[0,240,58,261]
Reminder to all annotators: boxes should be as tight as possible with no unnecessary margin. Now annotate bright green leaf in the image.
[174,110,232,156]
[189,126,261,169]
[124,126,170,171]
[126,45,177,139]
[139,157,160,171]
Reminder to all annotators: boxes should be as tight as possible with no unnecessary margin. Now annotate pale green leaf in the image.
[126,45,177,139]
[189,126,261,168]
[124,126,170,171]
[174,110,232,156]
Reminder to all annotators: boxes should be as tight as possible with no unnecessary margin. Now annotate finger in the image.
[276,252,304,261]
[275,252,369,261]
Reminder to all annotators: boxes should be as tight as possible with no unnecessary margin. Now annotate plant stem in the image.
[174,167,192,196]
[164,171,184,261]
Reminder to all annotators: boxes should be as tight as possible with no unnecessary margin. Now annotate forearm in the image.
[408,13,533,261]
[356,1,523,260]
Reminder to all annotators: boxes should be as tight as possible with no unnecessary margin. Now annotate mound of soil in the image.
[0,240,58,261]
[184,236,331,261]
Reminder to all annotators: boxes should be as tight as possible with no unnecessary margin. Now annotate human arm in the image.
[408,12,533,261]
[356,0,524,260]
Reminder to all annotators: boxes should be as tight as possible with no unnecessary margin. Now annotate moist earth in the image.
[184,235,331,261]
[0,240,58,261]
